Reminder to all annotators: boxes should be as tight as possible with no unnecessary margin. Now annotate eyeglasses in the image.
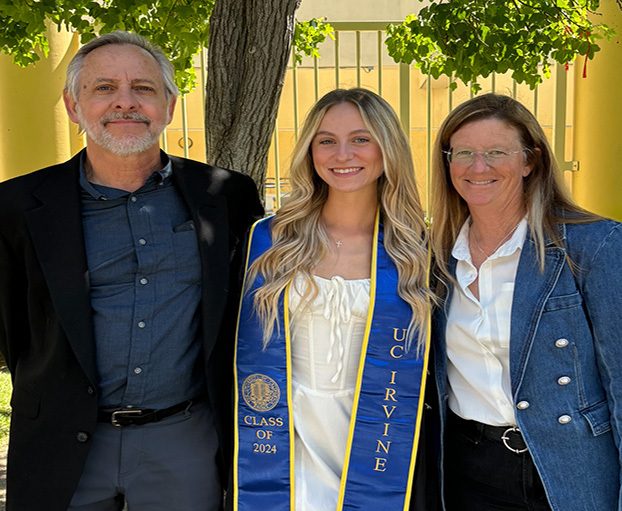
[443,148,526,166]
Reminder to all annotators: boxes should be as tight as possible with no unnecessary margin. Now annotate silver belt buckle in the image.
[111,408,144,427]
[501,426,528,454]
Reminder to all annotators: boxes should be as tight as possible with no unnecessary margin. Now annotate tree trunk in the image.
[205,0,301,195]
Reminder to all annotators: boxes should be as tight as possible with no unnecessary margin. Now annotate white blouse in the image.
[288,274,370,511]
[446,218,527,426]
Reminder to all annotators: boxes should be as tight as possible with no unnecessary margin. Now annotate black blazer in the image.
[0,150,263,511]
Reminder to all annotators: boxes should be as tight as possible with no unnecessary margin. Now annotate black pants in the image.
[445,412,552,511]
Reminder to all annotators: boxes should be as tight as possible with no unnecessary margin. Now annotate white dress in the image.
[288,274,370,511]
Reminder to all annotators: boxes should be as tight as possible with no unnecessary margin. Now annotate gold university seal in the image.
[242,374,280,412]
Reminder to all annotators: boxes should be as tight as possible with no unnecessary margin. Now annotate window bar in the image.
[356,31,362,88]
[377,30,383,94]
[273,118,282,210]
[334,31,341,89]
[292,54,299,141]
[399,63,411,136]
[426,74,433,214]
[181,95,189,159]
[313,56,320,101]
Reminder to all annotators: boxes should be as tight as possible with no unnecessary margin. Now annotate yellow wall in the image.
[0,5,610,219]
[573,3,622,221]
[0,27,81,181]
[164,86,208,163]
[0,28,196,181]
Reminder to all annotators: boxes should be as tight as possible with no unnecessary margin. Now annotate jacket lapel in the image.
[171,157,229,362]
[24,153,98,385]
[442,233,567,396]
[509,229,566,394]
[433,259,457,400]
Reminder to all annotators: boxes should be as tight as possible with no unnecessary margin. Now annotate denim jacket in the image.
[434,219,622,511]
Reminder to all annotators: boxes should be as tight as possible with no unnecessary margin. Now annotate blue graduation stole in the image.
[233,214,430,511]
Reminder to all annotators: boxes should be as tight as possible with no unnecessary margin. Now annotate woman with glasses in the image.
[430,93,622,510]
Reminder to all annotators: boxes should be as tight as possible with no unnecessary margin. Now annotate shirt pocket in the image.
[580,400,611,436]
[172,220,201,283]
[173,219,195,233]
[543,291,582,312]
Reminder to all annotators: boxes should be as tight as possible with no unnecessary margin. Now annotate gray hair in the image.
[65,31,179,101]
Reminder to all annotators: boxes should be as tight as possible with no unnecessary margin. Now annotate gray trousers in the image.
[68,402,222,511]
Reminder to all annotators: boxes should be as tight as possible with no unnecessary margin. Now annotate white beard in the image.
[77,110,166,156]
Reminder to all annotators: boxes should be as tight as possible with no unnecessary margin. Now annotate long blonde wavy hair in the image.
[431,93,600,294]
[246,88,431,351]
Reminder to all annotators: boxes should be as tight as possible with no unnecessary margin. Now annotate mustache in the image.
[101,112,151,124]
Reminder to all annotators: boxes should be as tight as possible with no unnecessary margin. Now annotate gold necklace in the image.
[471,220,521,258]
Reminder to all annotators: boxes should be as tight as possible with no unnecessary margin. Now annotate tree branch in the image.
[160,0,180,33]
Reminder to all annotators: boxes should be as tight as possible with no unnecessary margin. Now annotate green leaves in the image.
[293,17,334,64]
[0,0,215,94]
[385,0,615,92]
[3,0,610,95]
[0,1,48,65]
[0,0,332,95]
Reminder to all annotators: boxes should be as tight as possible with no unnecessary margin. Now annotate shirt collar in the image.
[79,152,172,200]
[452,216,528,263]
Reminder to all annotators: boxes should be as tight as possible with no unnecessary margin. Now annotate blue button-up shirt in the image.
[80,157,205,408]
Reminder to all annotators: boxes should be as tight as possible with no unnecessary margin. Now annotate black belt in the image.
[448,410,528,454]
[98,397,202,427]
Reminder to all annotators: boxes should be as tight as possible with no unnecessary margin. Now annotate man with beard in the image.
[0,31,263,511]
